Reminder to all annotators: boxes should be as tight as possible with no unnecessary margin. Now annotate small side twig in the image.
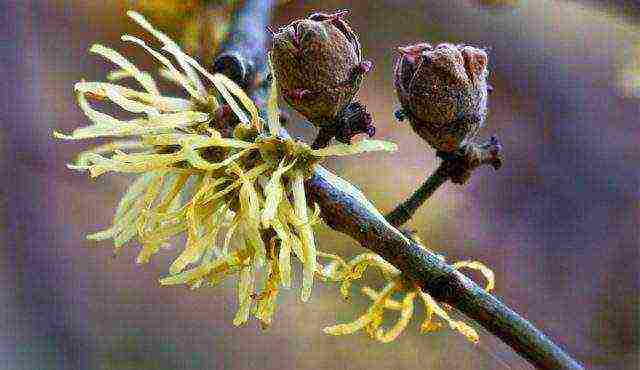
[385,163,449,228]
[386,136,504,227]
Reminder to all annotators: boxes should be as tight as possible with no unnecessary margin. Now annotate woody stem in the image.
[385,136,504,227]
[385,163,449,227]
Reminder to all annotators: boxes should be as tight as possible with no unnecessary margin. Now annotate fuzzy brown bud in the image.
[394,43,490,153]
[271,11,371,127]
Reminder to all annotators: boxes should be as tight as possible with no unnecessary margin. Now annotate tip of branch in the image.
[213,52,254,89]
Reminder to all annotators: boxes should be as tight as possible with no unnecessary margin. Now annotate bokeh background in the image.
[3,0,639,369]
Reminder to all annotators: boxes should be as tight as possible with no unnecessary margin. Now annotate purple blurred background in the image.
[3,0,638,369]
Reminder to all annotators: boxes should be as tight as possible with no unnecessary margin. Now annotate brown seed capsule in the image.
[394,43,490,153]
[271,10,372,127]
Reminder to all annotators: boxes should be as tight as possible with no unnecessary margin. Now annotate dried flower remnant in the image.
[271,10,375,144]
[319,249,495,343]
[394,43,490,153]
[55,11,397,328]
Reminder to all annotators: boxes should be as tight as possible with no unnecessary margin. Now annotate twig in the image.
[386,136,504,227]
[213,1,584,369]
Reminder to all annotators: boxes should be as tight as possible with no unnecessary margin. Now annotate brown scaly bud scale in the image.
[394,43,490,153]
[271,11,371,127]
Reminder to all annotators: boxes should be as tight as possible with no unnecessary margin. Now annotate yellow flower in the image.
[321,249,494,344]
[55,11,396,328]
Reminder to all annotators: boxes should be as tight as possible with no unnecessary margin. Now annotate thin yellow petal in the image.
[126,10,206,97]
[261,159,296,227]
[324,281,399,336]
[233,264,255,326]
[55,94,207,141]
[74,140,147,167]
[291,170,316,302]
[102,84,159,116]
[182,145,254,171]
[222,213,241,256]
[89,44,158,95]
[159,260,226,286]
[266,54,282,136]
[170,200,223,274]
[121,35,201,100]
[361,286,402,310]
[419,290,478,342]
[451,321,480,344]
[74,81,192,111]
[310,139,398,157]
[106,69,132,82]
[214,73,261,131]
[87,171,158,241]
[161,44,249,124]
[271,219,292,288]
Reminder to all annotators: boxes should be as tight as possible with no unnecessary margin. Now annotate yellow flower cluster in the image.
[55,11,396,328]
[56,10,495,342]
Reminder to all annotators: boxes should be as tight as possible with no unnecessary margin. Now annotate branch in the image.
[305,168,582,370]
[212,2,583,369]
[386,136,503,227]
[211,0,274,89]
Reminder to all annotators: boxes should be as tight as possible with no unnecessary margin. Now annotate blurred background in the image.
[3,0,639,369]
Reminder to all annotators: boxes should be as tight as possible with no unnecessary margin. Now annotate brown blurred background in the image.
[3,0,639,369]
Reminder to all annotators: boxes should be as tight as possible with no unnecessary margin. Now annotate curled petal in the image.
[374,291,417,343]
[452,260,495,292]
[324,281,399,336]
[361,286,402,310]
[419,290,479,344]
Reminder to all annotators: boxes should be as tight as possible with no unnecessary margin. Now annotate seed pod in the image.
[394,43,490,153]
[271,10,372,127]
